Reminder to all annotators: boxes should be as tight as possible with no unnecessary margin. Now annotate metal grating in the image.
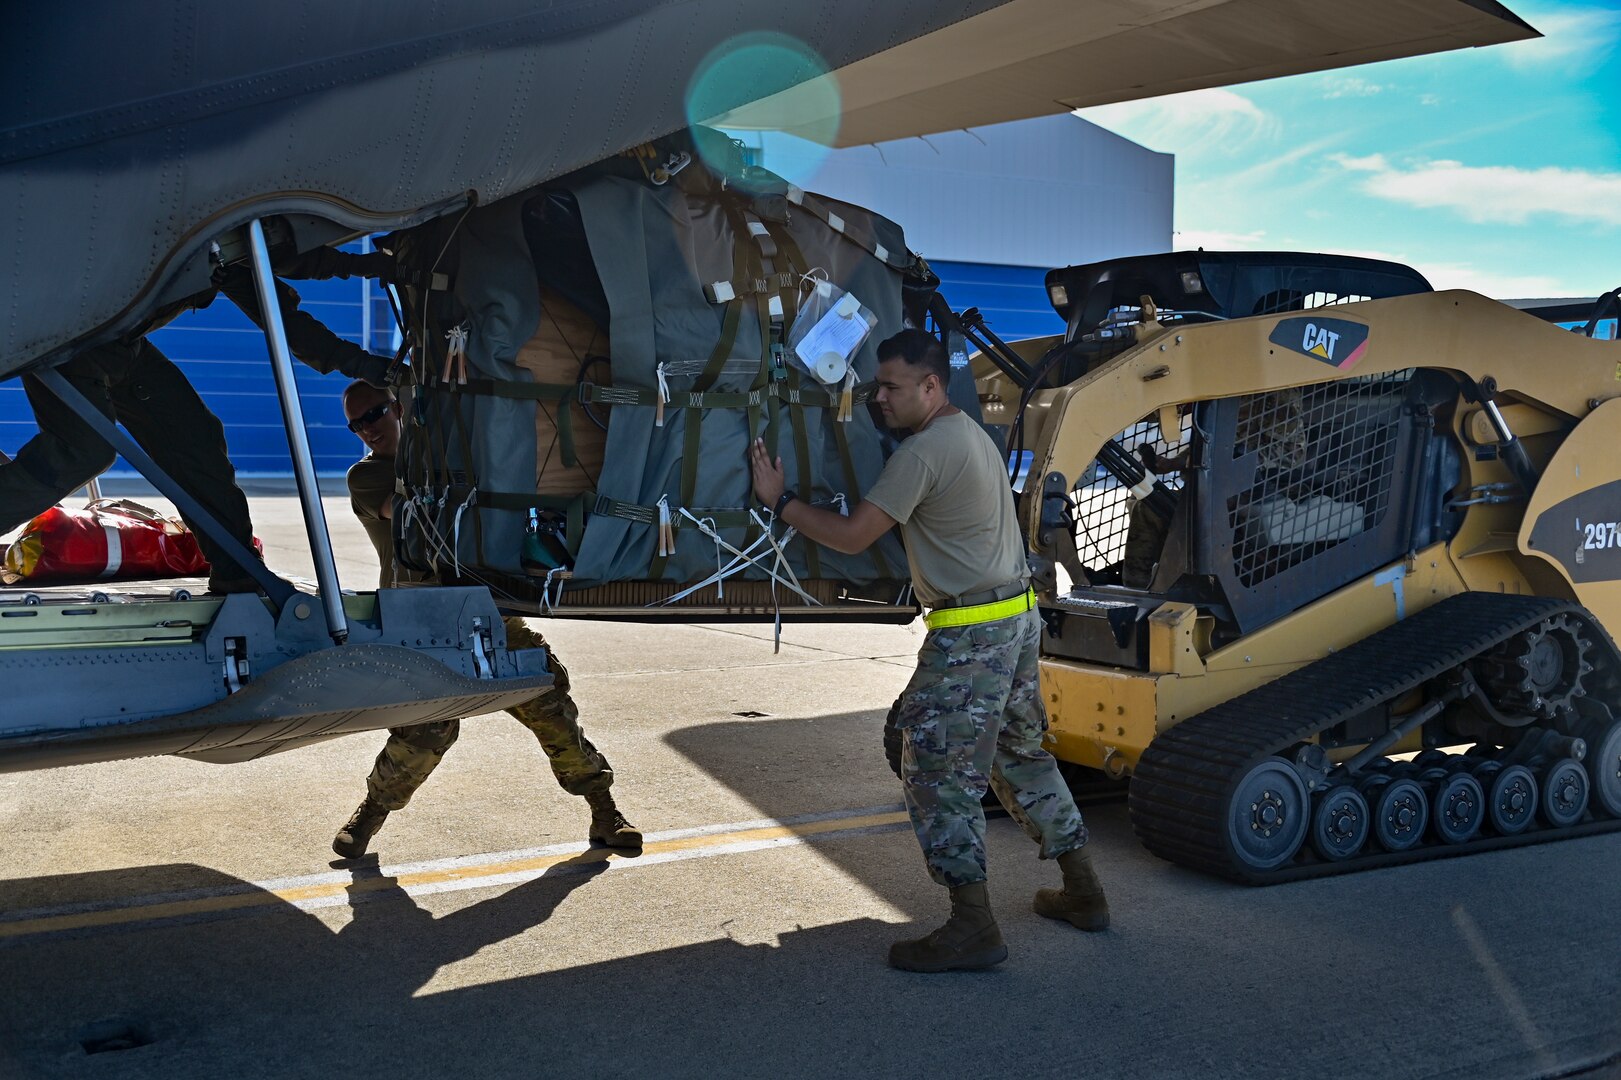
[1249,289,1371,316]
[1226,372,1411,587]
[1072,413,1188,572]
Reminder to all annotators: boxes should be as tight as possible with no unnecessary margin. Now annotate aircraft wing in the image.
[0,0,1534,380]
[719,0,1537,144]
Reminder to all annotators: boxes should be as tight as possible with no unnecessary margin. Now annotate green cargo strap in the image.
[456,377,573,402]
[720,208,770,558]
[452,376,578,470]
[830,416,893,580]
[703,271,796,304]
[761,216,820,580]
[592,494,755,533]
[671,507,756,531]
[592,493,658,527]
[773,381,876,409]
[597,492,763,579]
[583,383,764,410]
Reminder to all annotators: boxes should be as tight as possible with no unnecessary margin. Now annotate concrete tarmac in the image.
[1,493,1618,1080]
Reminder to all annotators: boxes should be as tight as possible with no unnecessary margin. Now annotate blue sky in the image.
[1077,1,1621,299]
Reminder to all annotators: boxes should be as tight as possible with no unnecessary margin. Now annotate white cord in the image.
[657,508,823,608]
[449,486,476,579]
[539,566,565,615]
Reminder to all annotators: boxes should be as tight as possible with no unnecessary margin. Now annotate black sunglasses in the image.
[346,402,393,433]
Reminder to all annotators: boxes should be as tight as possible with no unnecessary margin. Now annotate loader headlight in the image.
[1180,271,1205,295]
[1048,284,1069,308]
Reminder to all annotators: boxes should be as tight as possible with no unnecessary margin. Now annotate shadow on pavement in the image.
[2,710,1618,1080]
[0,853,951,1080]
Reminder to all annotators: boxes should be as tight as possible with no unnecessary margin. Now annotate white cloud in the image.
[1335,157,1621,227]
[1316,246,1575,298]
[1416,264,1572,298]
[1418,94,1442,107]
[1330,153,1388,173]
[1499,6,1621,74]
[1172,228,1268,250]
[1319,76,1386,99]
[1076,88,1273,155]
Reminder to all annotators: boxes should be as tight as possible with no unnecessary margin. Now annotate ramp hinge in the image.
[222,637,250,694]
[469,617,494,679]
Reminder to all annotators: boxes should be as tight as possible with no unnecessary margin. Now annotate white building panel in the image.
[734,113,1172,270]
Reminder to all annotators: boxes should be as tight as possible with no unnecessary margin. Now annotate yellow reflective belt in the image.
[923,588,1037,631]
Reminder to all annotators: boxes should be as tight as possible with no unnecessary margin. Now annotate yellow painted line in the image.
[0,809,910,942]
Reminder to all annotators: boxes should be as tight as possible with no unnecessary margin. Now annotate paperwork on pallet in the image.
[792,285,876,385]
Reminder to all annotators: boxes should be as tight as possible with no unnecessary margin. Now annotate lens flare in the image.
[685,32,841,189]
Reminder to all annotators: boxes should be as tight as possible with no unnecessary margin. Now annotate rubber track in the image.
[1128,592,1621,884]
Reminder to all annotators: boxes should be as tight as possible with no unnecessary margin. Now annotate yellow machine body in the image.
[985,290,1621,778]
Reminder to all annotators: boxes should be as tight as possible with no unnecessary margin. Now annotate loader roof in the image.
[1046,251,1435,336]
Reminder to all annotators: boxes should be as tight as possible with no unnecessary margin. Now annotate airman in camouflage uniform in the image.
[332,381,639,860]
[896,610,1087,888]
[363,616,613,811]
[751,329,1110,973]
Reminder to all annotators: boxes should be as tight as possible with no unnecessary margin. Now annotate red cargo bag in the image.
[2,500,213,584]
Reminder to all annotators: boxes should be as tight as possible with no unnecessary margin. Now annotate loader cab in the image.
[1038,254,1469,669]
[1044,368,1467,666]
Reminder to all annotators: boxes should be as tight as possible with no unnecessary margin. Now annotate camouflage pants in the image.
[365,616,613,810]
[896,608,1088,888]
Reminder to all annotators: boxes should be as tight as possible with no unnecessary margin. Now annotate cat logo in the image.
[1268,316,1370,370]
[1302,322,1339,360]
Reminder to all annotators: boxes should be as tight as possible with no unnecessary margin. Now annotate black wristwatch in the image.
[773,490,798,516]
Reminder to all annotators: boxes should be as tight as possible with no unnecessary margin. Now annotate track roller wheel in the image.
[1225,758,1308,871]
[1540,760,1589,827]
[1581,718,1621,819]
[1367,776,1428,852]
[1429,772,1484,844]
[1484,764,1538,835]
[1309,785,1369,862]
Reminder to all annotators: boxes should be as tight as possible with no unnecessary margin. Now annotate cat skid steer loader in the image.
[974,252,1621,882]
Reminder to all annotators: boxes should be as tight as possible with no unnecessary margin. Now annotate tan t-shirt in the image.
[862,411,1027,606]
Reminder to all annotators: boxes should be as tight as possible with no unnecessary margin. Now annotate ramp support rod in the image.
[247,219,348,644]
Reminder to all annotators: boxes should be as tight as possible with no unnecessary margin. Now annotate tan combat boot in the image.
[585,791,643,852]
[888,882,1008,973]
[1033,847,1110,930]
[332,797,389,860]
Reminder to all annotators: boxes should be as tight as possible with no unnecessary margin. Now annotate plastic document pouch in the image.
[789,281,878,385]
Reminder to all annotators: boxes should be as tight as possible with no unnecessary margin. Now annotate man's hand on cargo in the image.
[749,438,895,555]
[749,438,787,507]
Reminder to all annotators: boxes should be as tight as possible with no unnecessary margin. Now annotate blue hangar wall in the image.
[0,243,398,478]
[0,114,1173,477]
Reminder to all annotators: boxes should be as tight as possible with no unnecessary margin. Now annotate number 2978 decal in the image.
[1582,521,1621,550]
